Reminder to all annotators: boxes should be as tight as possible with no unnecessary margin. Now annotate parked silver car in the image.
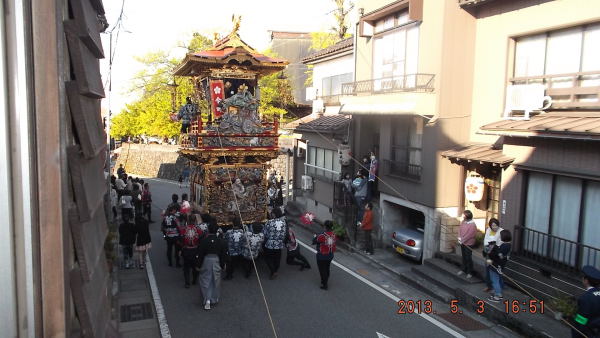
[391,228,424,262]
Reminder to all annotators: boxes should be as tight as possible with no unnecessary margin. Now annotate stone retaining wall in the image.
[114,143,188,181]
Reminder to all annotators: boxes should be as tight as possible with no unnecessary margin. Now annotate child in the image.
[487,230,512,302]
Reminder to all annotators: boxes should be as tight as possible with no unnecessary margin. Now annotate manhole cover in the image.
[120,303,154,322]
[436,313,488,331]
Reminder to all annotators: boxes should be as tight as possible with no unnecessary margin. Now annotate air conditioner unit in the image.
[301,175,313,191]
[504,84,552,120]
[306,87,317,101]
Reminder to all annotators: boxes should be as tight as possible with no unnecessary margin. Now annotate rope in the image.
[279,109,588,336]
[214,127,279,338]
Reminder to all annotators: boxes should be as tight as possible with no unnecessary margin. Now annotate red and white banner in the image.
[209,80,225,118]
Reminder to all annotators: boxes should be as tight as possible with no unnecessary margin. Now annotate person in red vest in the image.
[313,220,337,290]
[360,202,374,255]
[178,214,204,288]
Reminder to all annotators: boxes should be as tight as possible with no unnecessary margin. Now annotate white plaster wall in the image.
[311,54,354,98]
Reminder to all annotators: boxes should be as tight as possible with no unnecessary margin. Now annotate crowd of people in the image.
[112,164,153,269]
[156,192,337,310]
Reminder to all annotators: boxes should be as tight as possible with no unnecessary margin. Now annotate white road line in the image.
[297,240,465,338]
[145,253,172,338]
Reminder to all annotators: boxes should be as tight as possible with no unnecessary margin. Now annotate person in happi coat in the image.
[179,214,203,288]
[241,223,264,278]
[313,220,337,290]
[224,217,245,280]
[262,208,287,280]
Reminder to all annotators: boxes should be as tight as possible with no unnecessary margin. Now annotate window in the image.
[321,73,353,97]
[372,10,419,90]
[387,116,423,179]
[523,172,600,268]
[306,146,341,181]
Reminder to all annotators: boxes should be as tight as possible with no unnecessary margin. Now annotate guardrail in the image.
[514,225,600,272]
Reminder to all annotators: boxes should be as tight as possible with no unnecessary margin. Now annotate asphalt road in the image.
[141,178,508,338]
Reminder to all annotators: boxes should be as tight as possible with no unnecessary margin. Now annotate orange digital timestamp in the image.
[451,299,546,315]
[396,300,434,314]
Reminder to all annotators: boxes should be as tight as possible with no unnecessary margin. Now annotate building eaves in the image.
[301,37,354,64]
[294,115,351,133]
[441,143,514,167]
[479,112,600,140]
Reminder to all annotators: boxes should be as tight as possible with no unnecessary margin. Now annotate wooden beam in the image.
[32,0,67,336]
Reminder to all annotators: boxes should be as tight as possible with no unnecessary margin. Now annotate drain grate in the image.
[436,313,489,331]
[120,303,154,322]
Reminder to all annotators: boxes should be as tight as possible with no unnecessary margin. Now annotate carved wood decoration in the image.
[68,0,104,58]
[67,145,107,222]
[68,204,108,282]
[64,21,105,98]
[66,81,106,158]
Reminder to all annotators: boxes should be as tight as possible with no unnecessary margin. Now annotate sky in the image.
[100,0,354,115]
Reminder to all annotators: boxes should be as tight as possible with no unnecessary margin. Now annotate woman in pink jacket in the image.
[457,210,477,279]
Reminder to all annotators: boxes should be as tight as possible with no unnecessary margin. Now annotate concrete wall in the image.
[114,143,187,181]
[270,34,313,105]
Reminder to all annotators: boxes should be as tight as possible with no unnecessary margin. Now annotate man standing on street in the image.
[360,203,374,255]
[161,207,181,267]
[313,220,336,290]
[179,214,203,288]
[224,217,245,280]
[262,208,287,280]
[572,265,600,337]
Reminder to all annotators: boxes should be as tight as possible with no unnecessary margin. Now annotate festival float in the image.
[173,17,288,225]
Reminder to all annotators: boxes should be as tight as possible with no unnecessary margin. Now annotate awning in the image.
[478,112,600,141]
[441,143,514,167]
[295,115,351,133]
[339,103,433,118]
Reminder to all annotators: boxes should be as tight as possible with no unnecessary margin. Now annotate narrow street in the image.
[142,178,518,338]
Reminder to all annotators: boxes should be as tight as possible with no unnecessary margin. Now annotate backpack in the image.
[318,232,336,255]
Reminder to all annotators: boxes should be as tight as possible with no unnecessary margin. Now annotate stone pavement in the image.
[117,257,163,338]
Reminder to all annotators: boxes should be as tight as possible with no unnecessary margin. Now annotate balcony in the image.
[510,70,600,109]
[342,74,435,96]
[179,117,279,150]
[383,159,422,180]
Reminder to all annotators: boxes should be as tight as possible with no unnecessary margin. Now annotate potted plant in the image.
[550,295,577,321]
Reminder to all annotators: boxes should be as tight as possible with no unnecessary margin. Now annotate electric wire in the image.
[213,127,279,338]
[278,108,588,336]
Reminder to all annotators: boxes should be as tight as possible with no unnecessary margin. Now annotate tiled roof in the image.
[301,37,353,64]
[294,114,351,132]
[441,143,514,167]
[479,112,600,140]
[282,114,318,130]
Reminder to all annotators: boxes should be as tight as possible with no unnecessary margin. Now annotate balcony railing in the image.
[383,159,422,180]
[342,74,435,96]
[510,70,600,109]
[514,226,600,273]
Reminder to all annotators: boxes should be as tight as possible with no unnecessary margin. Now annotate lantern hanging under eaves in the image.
[465,175,485,201]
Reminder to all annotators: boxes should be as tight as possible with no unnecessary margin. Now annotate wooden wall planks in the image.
[67,145,107,222]
[66,81,106,159]
[64,21,105,98]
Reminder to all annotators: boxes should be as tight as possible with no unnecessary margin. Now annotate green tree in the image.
[111,33,212,139]
[332,0,354,40]
[258,50,296,121]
